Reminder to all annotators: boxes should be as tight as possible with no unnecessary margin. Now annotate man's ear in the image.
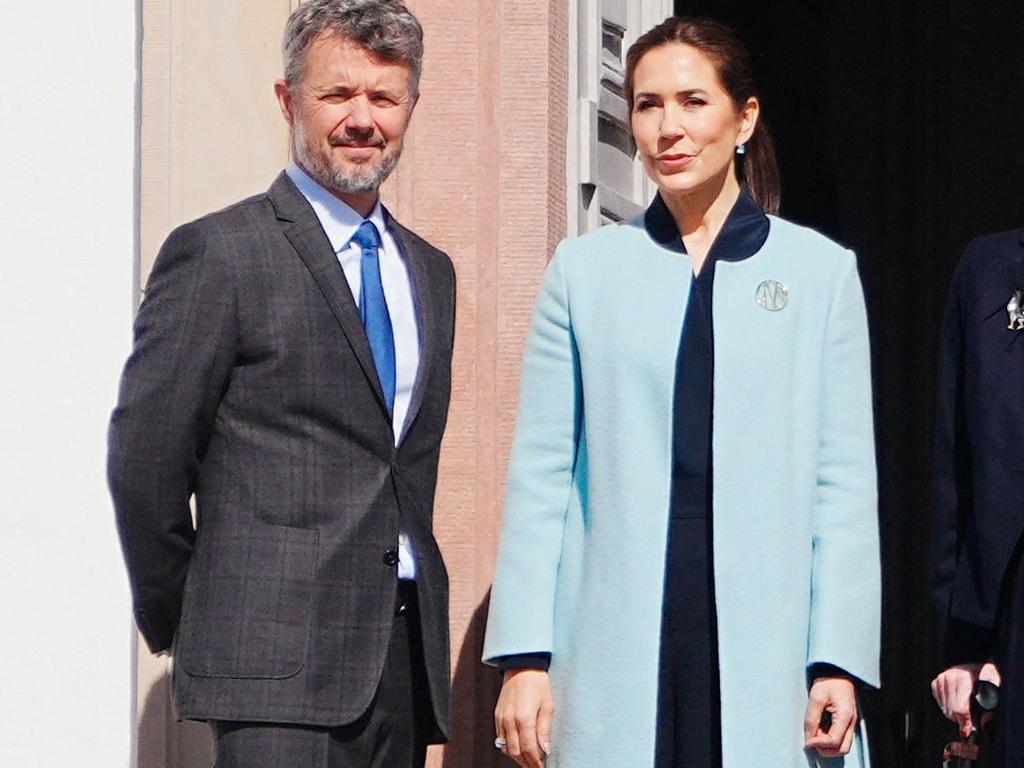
[406,92,420,124]
[274,79,295,126]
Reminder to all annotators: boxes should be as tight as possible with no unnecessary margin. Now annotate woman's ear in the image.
[737,96,760,147]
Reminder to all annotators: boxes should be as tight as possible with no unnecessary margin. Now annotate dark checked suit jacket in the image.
[108,172,456,735]
[932,229,1024,669]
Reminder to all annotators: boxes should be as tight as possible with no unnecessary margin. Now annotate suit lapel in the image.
[389,215,439,443]
[267,172,390,417]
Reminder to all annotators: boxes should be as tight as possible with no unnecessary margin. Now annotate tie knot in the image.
[351,220,382,250]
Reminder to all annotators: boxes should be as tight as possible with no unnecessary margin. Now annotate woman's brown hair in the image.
[624,16,781,214]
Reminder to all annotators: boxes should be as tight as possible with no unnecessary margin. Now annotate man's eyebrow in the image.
[311,84,351,95]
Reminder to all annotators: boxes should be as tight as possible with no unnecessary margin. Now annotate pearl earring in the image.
[736,144,747,155]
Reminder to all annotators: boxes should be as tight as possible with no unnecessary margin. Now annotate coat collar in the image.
[267,171,441,441]
[644,186,770,264]
[284,162,388,254]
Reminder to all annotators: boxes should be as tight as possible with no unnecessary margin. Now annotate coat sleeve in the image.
[930,246,995,668]
[483,244,580,664]
[107,223,237,653]
[805,251,882,688]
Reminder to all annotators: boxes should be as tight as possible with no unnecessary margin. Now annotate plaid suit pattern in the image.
[109,173,455,735]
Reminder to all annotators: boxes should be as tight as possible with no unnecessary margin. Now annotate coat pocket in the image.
[177,524,318,679]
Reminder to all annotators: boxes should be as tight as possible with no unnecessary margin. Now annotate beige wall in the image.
[140,0,298,282]
[136,1,567,765]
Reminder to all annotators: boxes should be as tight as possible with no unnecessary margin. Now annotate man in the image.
[931,230,1024,766]
[108,1,455,765]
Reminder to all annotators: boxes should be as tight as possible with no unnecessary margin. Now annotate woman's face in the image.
[630,43,757,199]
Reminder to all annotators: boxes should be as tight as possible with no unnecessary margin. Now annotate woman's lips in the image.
[656,153,695,170]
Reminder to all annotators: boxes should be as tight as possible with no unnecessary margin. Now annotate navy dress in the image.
[649,189,769,768]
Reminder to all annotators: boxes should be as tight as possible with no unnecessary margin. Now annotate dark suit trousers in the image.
[973,536,1024,767]
[210,583,435,768]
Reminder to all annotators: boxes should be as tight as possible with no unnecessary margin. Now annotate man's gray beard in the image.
[293,120,401,195]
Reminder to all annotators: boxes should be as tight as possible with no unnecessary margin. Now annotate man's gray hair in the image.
[283,0,424,93]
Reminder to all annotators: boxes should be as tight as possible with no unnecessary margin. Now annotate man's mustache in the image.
[329,134,386,148]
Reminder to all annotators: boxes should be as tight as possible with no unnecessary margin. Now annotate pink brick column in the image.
[383,1,568,764]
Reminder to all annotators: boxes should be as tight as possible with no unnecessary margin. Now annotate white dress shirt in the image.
[286,162,420,579]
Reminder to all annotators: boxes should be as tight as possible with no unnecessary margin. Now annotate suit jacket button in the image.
[383,548,399,567]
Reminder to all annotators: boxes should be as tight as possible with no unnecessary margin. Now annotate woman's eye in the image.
[635,100,657,111]
[684,98,707,107]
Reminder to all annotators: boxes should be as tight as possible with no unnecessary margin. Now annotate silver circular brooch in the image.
[755,280,789,311]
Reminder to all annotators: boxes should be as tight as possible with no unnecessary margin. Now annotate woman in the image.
[931,230,1024,765]
[483,17,880,768]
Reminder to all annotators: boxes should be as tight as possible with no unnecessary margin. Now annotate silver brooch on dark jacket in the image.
[1009,290,1024,331]
[755,280,789,311]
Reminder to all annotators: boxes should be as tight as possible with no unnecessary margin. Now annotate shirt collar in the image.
[643,186,770,263]
[285,161,388,254]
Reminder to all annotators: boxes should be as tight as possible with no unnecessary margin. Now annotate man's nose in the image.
[347,95,374,131]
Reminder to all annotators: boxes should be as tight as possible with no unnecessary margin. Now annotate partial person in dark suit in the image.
[107,2,456,766]
[931,230,1024,765]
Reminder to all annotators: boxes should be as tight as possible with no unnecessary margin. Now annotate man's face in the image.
[277,33,416,197]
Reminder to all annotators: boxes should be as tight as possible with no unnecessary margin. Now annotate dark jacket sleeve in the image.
[107,223,237,653]
[806,663,870,690]
[931,249,996,669]
[494,653,552,672]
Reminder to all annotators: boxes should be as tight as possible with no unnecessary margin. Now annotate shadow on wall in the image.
[444,592,517,768]
[138,669,213,768]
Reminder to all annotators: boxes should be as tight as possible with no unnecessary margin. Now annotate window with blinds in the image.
[569,0,671,233]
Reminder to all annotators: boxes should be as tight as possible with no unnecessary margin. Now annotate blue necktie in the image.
[351,221,396,414]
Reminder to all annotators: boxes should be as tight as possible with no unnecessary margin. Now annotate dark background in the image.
[674,1,1024,765]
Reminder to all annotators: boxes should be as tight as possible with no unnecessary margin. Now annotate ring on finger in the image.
[494,737,508,751]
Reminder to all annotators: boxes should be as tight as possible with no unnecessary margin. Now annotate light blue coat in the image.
[483,209,881,767]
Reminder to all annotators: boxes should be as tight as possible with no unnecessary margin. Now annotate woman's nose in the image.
[659,102,685,139]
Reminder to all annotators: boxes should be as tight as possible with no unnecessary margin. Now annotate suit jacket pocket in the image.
[177,524,318,679]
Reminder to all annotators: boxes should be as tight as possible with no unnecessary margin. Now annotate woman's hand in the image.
[931,662,1001,737]
[495,669,554,768]
[804,676,858,758]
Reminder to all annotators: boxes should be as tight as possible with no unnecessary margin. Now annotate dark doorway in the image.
[672,2,1024,766]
